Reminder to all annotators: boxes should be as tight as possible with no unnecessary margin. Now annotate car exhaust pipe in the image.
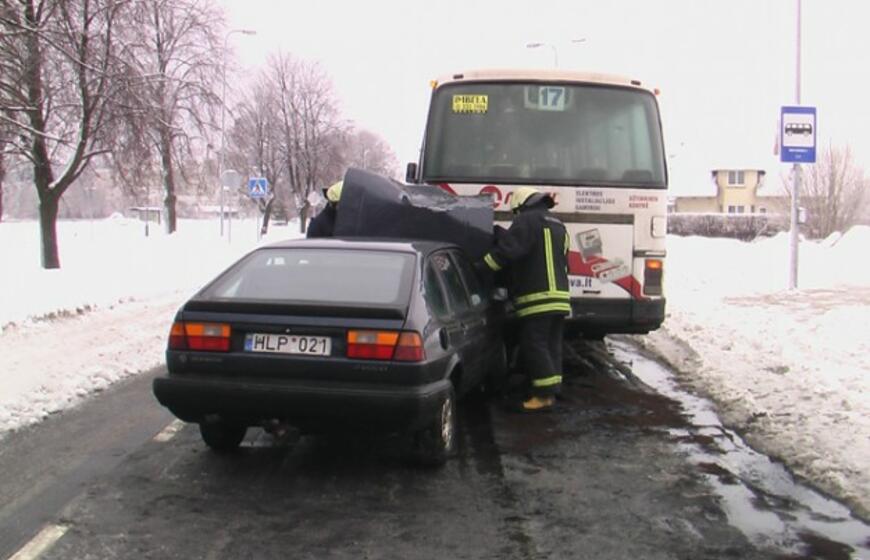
[262,419,298,442]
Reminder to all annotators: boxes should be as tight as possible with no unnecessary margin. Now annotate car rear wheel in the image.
[199,421,247,453]
[413,384,456,467]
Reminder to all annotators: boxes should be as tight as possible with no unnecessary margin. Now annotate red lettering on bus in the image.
[479,185,502,208]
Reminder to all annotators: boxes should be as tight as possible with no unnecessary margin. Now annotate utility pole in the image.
[788,0,802,290]
[218,29,256,238]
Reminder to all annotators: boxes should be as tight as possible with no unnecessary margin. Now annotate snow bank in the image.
[0,218,301,434]
[636,225,870,518]
[0,218,290,328]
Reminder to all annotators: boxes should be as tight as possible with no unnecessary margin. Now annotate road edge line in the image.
[8,524,68,560]
[153,419,185,442]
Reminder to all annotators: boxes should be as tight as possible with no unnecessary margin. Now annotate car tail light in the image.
[169,322,188,350]
[347,330,399,360]
[346,330,425,362]
[393,332,425,362]
[643,259,664,296]
[168,321,231,352]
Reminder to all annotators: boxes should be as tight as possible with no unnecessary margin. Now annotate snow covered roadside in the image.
[633,228,870,519]
[0,293,184,431]
[0,218,300,436]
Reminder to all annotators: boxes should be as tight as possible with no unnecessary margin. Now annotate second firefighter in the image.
[481,186,570,412]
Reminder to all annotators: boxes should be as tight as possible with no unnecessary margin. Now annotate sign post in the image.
[780,105,816,290]
[220,169,242,239]
[248,177,270,241]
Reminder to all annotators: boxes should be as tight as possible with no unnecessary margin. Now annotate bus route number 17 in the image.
[538,86,566,111]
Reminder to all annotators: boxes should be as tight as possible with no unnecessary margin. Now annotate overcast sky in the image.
[219,0,870,196]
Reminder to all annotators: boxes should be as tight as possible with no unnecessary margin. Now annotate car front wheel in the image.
[199,421,247,453]
[413,385,456,467]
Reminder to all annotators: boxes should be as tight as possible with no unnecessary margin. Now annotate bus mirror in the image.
[405,162,418,184]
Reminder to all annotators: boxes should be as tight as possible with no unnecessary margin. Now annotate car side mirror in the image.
[405,162,418,184]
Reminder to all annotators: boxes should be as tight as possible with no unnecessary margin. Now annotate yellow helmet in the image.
[326,181,343,203]
[510,186,541,212]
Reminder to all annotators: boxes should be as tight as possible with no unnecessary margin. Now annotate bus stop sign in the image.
[780,106,816,163]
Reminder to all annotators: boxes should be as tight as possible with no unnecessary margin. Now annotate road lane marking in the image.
[153,419,185,442]
[8,524,68,560]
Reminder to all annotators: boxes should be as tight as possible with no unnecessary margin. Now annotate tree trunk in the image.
[260,197,274,235]
[38,191,61,269]
[298,207,307,234]
[159,128,177,233]
[0,150,5,223]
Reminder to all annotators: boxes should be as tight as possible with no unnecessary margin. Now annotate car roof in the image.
[260,237,461,256]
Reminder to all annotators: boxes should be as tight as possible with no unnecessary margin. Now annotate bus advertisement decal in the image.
[567,251,645,300]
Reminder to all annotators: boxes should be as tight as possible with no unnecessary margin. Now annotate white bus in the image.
[406,69,668,338]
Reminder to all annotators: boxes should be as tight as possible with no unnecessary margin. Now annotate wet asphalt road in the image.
[0,340,866,560]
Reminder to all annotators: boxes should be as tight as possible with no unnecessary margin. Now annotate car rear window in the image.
[201,248,416,307]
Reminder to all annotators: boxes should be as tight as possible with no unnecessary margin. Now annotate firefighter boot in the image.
[520,395,555,412]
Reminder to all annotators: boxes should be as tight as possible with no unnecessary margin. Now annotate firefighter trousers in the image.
[519,313,565,398]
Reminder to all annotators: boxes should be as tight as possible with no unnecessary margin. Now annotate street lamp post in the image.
[788,0,802,290]
[526,42,558,67]
[219,28,256,237]
[526,38,586,68]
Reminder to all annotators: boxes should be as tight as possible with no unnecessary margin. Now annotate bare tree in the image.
[0,142,6,222]
[344,128,399,179]
[229,54,401,234]
[0,125,8,222]
[267,52,347,233]
[226,76,284,233]
[113,0,222,233]
[0,0,126,268]
[790,145,868,239]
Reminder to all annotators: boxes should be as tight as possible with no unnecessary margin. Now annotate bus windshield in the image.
[422,82,666,188]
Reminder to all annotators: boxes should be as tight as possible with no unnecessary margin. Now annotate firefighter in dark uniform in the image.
[307,181,342,238]
[481,186,570,412]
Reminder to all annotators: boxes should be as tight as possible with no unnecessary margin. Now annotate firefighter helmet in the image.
[510,186,553,212]
[325,181,343,203]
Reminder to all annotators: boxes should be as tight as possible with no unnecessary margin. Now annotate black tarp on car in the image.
[333,168,494,260]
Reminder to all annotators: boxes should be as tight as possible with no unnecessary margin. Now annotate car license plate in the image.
[244,333,331,356]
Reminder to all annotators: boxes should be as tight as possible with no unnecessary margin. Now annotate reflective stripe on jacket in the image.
[483,207,570,317]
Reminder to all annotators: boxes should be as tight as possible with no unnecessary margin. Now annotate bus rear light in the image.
[643,259,664,296]
[168,321,231,352]
[346,330,425,362]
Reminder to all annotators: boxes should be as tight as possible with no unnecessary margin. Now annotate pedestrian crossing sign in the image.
[247,177,269,199]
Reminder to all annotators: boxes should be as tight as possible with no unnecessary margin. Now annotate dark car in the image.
[152,238,506,466]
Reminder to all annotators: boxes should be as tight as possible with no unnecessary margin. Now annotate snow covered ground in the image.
[0,217,300,435]
[1,217,867,518]
[634,227,870,519]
